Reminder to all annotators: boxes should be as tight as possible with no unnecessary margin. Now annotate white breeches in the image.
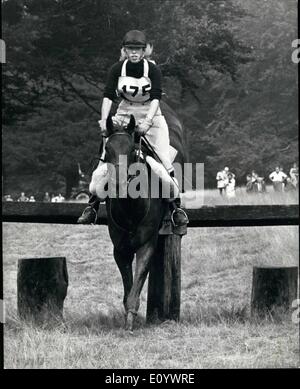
[89,101,179,199]
[89,161,108,198]
[113,101,174,172]
[89,157,179,200]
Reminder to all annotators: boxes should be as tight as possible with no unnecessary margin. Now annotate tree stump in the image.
[146,234,181,323]
[17,257,68,324]
[251,266,298,319]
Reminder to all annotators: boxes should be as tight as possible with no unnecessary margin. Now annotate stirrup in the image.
[171,208,189,227]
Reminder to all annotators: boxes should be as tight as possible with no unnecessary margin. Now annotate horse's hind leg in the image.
[125,238,156,331]
[113,247,134,315]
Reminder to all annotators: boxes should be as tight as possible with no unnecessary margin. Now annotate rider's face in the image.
[125,47,144,63]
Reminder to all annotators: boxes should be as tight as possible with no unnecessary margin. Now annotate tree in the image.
[2,0,297,193]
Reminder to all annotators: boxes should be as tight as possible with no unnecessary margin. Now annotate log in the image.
[17,257,68,323]
[146,234,181,323]
[2,201,299,227]
[251,266,298,319]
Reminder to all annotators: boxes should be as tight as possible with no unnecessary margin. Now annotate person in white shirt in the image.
[225,173,236,198]
[289,163,298,189]
[51,194,65,203]
[17,192,29,202]
[269,166,287,192]
[216,167,228,195]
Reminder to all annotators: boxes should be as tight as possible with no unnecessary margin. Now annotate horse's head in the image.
[105,115,138,195]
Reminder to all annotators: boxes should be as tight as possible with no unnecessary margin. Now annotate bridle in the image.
[106,130,151,231]
[105,131,144,185]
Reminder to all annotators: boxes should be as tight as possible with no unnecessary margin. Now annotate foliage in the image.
[2,0,298,195]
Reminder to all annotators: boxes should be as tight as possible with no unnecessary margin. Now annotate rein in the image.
[106,130,150,233]
[106,130,144,183]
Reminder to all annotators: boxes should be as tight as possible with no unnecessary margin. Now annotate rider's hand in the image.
[98,119,108,137]
[136,117,153,135]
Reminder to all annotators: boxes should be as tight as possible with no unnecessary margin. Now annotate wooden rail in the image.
[4,201,298,324]
[2,201,299,227]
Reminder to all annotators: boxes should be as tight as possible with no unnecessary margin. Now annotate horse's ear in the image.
[106,115,114,135]
[126,115,136,134]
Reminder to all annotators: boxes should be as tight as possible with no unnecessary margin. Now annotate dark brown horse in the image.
[104,102,188,331]
[104,114,168,331]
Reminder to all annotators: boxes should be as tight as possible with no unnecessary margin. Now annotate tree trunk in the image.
[146,234,181,323]
[251,266,298,319]
[17,257,68,324]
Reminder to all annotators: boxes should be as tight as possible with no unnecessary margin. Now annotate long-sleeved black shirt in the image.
[103,59,162,101]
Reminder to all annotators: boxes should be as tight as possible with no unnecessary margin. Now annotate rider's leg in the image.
[144,115,174,174]
[145,115,188,225]
[77,139,107,224]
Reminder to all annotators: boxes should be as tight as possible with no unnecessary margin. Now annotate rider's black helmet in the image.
[122,30,147,48]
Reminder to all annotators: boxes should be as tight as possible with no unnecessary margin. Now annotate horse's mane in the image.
[160,101,187,164]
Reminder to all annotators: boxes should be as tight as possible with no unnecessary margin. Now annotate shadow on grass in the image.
[181,303,296,326]
[4,307,146,336]
[64,310,146,335]
[5,304,294,336]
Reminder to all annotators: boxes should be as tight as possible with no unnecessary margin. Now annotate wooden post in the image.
[17,257,68,323]
[146,235,181,323]
[251,266,298,319]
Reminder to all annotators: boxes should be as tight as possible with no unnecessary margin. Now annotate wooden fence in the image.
[3,201,299,323]
[2,201,299,226]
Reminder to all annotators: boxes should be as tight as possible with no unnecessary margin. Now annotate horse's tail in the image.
[160,101,188,166]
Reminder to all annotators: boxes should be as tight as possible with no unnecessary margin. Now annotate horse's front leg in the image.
[125,237,156,331]
[113,247,134,316]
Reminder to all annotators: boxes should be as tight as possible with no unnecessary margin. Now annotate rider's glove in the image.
[136,117,153,135]
[98,119,108,137]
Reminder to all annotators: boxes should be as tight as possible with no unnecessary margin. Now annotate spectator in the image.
[17,192,29,202]
[29,195,36,202]
[284,177,296,192]
[4,194,14,202]
[216,167,228,195]
[269,166,287,192]
[251,170,266,193]
[51,193,65,203]
[246,174,253,193]
[225,173,236,198]
[43,192,51,202]
[289,163,299,189]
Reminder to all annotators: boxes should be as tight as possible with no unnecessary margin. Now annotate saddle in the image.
[133,135,187,236]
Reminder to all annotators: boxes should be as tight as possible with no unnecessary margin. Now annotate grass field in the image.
[3,216,299,368]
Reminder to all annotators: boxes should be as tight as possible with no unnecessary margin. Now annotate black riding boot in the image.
[77,194,101,224]
[167,170,189,227]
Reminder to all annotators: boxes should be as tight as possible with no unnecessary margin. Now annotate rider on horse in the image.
[78,30,188,225]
